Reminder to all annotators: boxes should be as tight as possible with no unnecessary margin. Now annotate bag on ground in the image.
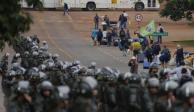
[154,55,161,64]
[143,59,150,69]
[169,58,176,66]
[138,52,144,63]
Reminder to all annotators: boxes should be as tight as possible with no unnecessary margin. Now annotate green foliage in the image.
[0,0,42,50]
[160,0,194,21]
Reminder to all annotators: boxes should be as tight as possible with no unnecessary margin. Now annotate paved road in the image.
[27,11,132,72]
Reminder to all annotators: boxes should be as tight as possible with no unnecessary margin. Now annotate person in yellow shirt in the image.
[132,39,141,56]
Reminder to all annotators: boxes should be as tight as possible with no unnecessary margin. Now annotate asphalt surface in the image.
[26,11,132,72]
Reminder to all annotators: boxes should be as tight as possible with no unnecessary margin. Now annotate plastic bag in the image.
[169,58,176,66]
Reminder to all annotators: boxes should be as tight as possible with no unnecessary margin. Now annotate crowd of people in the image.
[91,11,167,59]
[91,11,191,73]
[0,35,194,112]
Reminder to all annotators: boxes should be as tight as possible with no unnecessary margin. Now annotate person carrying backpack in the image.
[119,28,126,40]
[144,46,153,63]
[151,42,161,56]
[159,45,171,68]
[121,38,129,56]
[173,44,184,67]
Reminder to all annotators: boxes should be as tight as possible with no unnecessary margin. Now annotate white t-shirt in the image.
[157,25,164,32]
[171,66,191,79]
[123,12,128,17]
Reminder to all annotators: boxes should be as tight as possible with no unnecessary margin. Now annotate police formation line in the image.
[1,35,194,112]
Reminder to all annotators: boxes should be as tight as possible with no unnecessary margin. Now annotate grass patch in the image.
[173,40,194,46]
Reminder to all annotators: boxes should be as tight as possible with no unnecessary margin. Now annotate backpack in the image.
[162,49,171,60]
[176,48,183,58]
[160,27,164,33]
[124,16,127,22]
[120,30,125,37]
[145,48,152,56]
[152,44,161,55]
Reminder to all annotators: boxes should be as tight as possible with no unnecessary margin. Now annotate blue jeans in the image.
[176,57,183,67]
[94,22,99,29]
[123,22,127,28]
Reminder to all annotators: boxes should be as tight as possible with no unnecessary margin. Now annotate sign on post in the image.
[135,14,143,22]
[135,14,143,29]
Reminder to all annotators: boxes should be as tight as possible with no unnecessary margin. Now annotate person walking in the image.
[119,28,126,40]
[118,14,125,29]
[64,3,69,15]
[173,44,184,67]
[144,46,153,63]
[97,29,103,45]
[104,15,110,27]
[157,23,164,44]
[121,38,128,56]
[125,29,131,39]
[94,13,99,29]
[123,11,128,28]
[107,29,112,46]
[159,45,171,68]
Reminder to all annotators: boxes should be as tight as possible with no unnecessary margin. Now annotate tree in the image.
[160,0,194,21]
[0,0,42,50]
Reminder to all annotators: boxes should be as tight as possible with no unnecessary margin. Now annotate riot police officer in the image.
[33,81,57,112]
[154,80,179,112]
[7,81,33,112]
[53,86,71,112]
[11,53,20,64]
[149,62,160,78]
[0,53,9,76]
[72,76,98,112]
[175,82,194,112]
